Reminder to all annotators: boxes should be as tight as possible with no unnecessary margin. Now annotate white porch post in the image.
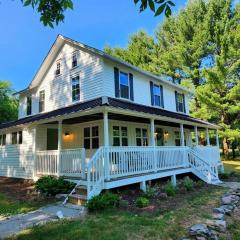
[32,127,37,179]
[206,128,210,146]
[150,118,157,172]
[180,123,185,146]
[103,111,110,180]
[57,120,62,177]
[216,129,219,147]
[194,126,199,146]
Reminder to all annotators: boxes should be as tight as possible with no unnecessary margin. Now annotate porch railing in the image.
[35,148,85,177]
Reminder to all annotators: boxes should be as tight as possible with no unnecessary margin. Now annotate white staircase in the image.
[63,146,222,205]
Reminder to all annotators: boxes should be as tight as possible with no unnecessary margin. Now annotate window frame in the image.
[0,134,6,146]
[39,90,45,113]
[71,75,80,102]
[83,126,99,149]
[11,132,18,145]
[119,71,130,100]
[26,95,32,116]
[18,131,23,144]
[176,92,185,113]
[135,128,148,146]
[72,51,78,68]
[153,84,162,107]
[55,60,61,76]
[112,126,128,146]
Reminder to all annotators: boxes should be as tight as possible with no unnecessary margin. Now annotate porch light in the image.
[164,131,169,137]
[65,132,70,137]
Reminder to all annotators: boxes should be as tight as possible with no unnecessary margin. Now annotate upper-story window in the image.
[119,71,129,99]
[11,131,22,145]
[72,51,78,68]
[175,91,186,113]
[39,90,45,113]
[55,60,61,76]
[150,82,164,108]
[27,96,32,115]
[0,134,6,146]
[11,132,17,144]
[72,76,80,102]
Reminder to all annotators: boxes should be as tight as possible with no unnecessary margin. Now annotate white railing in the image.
[108,146,188,179]
[60,148,86,178]
[192,146,221,164]
[36,150,59,175]
[35,148,85,177]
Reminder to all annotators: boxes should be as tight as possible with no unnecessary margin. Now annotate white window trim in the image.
[83,125,99,149]
[71,75,80,102]
[39,90,45,113]
[135,128,149,146]
[176,93,185,113]
[119,71,130,100]
[112,125,129,146]
[153,84,162,107]
[71,51,79,69]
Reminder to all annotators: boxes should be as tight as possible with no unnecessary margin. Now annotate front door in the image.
[47,128,58,150]
[155,127,164,146]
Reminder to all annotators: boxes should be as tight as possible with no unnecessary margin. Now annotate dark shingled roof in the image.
[0,97,214,130]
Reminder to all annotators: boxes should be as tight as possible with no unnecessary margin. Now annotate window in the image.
[39,90,45,112]
[11,132,17,144]
[119,71,129,99]
[18,131,22,144]
[72,76,80,102]
[136,128,148,146]
[27,96,32,115]
[0,134,6,146]
[72,52,78,68]
[84,126,99,149]
[112,126,128,146]
[55,61,61,76]
[175,131,186,146]
[176,92,185,113]
[153,84,163,107]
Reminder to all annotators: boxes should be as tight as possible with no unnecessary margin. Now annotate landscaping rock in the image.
[196,236,207,240]
[212,213,224,220]
[55,194,68,200]
[213,208,225,215]
[221,194,239,205]
[189,224,210,237]
[158,192,168,199]
[219,205,234,215]
[206,219,226,233]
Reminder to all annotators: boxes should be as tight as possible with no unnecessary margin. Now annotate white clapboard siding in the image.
[0,129,34,179]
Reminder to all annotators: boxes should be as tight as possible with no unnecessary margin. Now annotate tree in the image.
[19,0,175,27]
[0,81,18,124]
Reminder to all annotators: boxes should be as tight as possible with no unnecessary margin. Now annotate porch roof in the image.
[0,97,218,130]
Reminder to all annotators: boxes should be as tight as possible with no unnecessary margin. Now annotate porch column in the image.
[206,128,210,146]
[216,129,219,147]
[103,111,110,180]
[180,123,185,146]
[150,118,155,146]
[57,120,62,176]
[194,126,199,146]
[32,127,37,179]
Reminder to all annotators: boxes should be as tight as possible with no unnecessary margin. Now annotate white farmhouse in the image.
[0,35,223,203]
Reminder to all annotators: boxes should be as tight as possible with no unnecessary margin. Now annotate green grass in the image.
[10,187,226,240]
[223,159,240,174]
[0,193,46,218]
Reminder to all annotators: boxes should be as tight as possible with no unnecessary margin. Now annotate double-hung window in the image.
[119,71,129,99]
[39,90,45,113]
[136,128,148,146]
[175,92,185,113]
[153,84,162,107]
[0,134,6,146]
[27,96,32,115]
[84,126,99,149]
[55,61,61,76]
[72,52,78,68]
[112,126,128,146]
[11,132,17,145]
[72,76,80,102]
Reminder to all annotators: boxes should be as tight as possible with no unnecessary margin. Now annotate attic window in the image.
[72,51,78,68]
[55,61,61,76]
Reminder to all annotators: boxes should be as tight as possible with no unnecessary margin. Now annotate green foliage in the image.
[144,186,157,199]
[35,176,75,196]
[0,81,18,124]
[164,181,176,196]
[136,196,149,208]
[195,180,205,188]
[219,172,231,180]
[183,177,194,191]
[86,192,120,211]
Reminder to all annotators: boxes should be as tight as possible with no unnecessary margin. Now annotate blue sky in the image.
[0,0,187,91]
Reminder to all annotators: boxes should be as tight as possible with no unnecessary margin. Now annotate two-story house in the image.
[0,35,223,203]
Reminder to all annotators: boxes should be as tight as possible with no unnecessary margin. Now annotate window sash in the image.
[84,126,99,149]
[72,53,78,68]
[72,76,80,101]
[177,93,184,112]
[153,84,162,107]
[112,126,128,146]
[11,132,17,145]
[39,90,45,112]
[56,62,61,75]
[27,96,32,115]
[119,72,130,99]
[136,128,148,146]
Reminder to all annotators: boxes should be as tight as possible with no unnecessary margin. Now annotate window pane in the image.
[136,128,141,137]
[142,129,148,138]
[122,138,128,146]
[2,135,6,145]
[178,102,184,112]
[143,138,148,146]
[92,138,99,149]
[120,85,129,99]
[12,132,17,144]
[113,137,120,146]
[121,127,127,137]
[72,76,80,101]
[92,126,99,137]
[113,126,120,137]
[84,128,90,138]
[18,131,22,144]
[27,96,32,115]
[84,139,90,149]
[154,95,160,106]
[153,85,160,95]
[120,72,129,86]
[136,138,142,146]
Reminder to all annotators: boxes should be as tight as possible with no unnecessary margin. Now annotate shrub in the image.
[164,181,176,196]
[183,177,194,191]
[144,186,157,199]
[35,176,75,196]
[136,197,149,208]
[86,192,120,211]
[119,199,129,209]
[195,180,205,188]
[219,172,231,179]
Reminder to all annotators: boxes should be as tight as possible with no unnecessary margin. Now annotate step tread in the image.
[69,194,87,200]
[75,185,87,189]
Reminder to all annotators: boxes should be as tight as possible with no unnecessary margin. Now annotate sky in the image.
[0,0,187,91]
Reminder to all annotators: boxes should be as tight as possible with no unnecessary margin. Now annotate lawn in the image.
[223,159,240,174]
[10,185,228,240]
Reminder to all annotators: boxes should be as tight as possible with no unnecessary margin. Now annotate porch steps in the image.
[68,186,88,205]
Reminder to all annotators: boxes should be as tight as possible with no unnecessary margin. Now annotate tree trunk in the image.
[223,137,229,158]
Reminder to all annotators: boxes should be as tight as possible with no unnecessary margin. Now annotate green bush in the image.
[219,172,231,179]
[136,197,149,208]
[35,176,75,196]
[164,181,176,196]
[195,180,205,188]
[183,177,194,191]
[86,192,120,211]
[144,186,157,199]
